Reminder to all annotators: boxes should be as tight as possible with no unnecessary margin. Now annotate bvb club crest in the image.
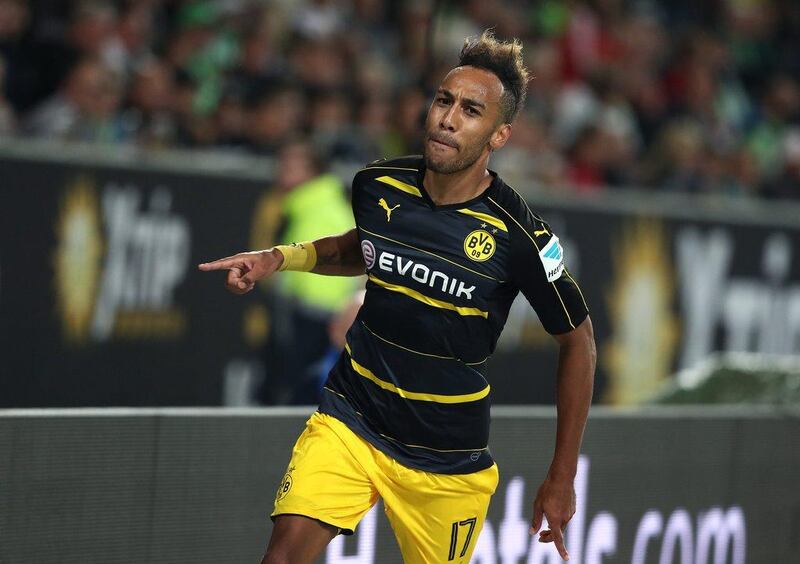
[276,472,293,501]
[463,229,495,262]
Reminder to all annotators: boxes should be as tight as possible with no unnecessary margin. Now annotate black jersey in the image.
[318,156,588,474]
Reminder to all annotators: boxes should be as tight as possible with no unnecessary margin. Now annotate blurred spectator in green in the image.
[255,138,359,404]
[166,1,240,123]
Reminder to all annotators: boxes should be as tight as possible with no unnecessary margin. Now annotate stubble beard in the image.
[423,135,491,174]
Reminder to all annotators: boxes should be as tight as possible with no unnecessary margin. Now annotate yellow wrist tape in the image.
[276,242,317,272]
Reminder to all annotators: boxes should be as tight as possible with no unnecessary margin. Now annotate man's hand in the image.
[531,475,576,560]
[198,249,283,294]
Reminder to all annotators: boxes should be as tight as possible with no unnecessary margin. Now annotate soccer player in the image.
[200,30,595,564]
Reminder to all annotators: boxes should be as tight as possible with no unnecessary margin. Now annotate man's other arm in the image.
[531,316,596,560]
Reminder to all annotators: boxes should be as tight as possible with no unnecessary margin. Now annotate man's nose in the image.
[439,105,457,131]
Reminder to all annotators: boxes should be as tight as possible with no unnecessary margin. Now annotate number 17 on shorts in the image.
[448,517,478,561]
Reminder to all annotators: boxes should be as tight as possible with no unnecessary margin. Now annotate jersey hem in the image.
[318,394,495,475]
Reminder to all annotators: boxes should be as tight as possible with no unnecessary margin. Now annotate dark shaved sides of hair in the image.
[458,29,530,124]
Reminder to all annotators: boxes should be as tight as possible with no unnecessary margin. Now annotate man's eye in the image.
[465,107,479,115]
[437,97,450,104]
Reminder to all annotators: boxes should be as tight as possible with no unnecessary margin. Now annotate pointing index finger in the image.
[198,256,240,271]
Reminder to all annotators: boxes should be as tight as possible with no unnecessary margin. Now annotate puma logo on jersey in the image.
[378,198,400,221]
[534,227,550,237]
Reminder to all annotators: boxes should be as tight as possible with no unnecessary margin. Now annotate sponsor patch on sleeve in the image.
[538,235,565,282]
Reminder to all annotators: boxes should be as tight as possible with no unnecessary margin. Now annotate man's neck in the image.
[423,155,493,206]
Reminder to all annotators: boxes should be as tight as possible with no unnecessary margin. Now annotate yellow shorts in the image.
[272,411,499,563]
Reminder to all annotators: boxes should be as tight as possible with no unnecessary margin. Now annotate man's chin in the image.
[424,154,458,174]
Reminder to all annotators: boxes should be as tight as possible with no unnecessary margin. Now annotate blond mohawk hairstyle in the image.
[458,29,530,124]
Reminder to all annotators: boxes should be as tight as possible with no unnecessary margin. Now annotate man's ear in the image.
[489,123,512,151]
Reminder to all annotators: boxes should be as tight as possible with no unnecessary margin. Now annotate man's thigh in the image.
[262,515,337,564]
[377,460,500,564]
[271,412,379,535]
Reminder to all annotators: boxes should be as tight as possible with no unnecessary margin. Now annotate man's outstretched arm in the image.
[308,229,365,276]
[198,228,364,294]
[531,315,596,561]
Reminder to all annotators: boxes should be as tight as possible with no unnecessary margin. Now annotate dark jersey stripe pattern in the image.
[319,156,589,474]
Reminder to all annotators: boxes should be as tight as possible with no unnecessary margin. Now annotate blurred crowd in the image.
[2,0,800,199]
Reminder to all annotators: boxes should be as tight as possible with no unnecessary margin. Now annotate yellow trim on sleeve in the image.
[456,209,508,232]
[375,176,423,197]
[368,274,488,318]
[345,344,490,404]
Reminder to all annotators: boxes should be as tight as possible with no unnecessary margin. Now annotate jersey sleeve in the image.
[350,160,383,222]
[507,211,589,335]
